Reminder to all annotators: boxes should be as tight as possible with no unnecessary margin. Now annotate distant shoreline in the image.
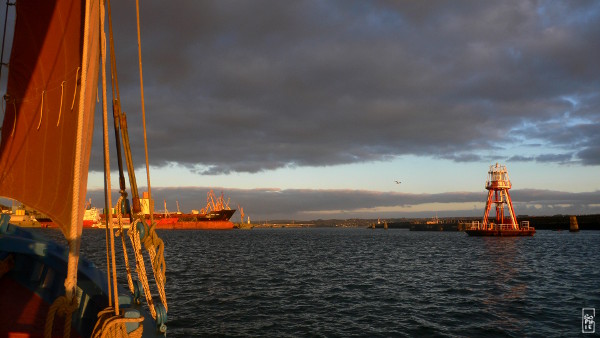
[245,214,600,230]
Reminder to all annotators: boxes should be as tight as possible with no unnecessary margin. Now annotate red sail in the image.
[0,0,100,240]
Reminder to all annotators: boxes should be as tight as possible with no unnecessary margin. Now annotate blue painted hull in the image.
[0,215,162,337]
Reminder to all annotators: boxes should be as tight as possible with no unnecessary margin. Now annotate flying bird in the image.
[394,180,401,184]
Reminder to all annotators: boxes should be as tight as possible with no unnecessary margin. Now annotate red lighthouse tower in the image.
[466,163,535,236]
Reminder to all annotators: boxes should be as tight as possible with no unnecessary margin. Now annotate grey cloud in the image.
[81,1,600,174]
[440,153,483,162]
[507,155,535,162]
[535,153,574,163]
[85,186,600,221]
[578,147,600,165]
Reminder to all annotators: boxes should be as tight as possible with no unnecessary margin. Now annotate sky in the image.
[3,1,600,221]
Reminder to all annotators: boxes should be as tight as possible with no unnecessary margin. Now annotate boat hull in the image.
[0,216,162,337]
[97,209,236,230]
[465,228,536,236]
[172,220,234,230]
[153,219,235,230]
[152,209,236,230]
[82,220,97,227]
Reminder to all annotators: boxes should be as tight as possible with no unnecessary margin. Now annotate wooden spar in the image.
[118,111,142,214]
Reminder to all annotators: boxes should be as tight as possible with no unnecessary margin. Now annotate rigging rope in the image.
[106,0,129,204]
[44,295,78,338]
[140,219,168,311]
[93,0,168,331]
[116,196,135,295]
[0,1,14,80]
[99,0,119,314]
[116,198,168,317]
[128,217,156,319]
[131,0,168,314]
[135,0,154,226]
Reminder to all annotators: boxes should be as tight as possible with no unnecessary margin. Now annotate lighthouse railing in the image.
[467,221,481,230]
[466,221,529,231]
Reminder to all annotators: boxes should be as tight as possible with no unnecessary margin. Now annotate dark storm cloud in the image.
[86,0,600,174]
[86,186,600,221]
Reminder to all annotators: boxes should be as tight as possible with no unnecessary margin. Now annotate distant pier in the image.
[252,223,314,228]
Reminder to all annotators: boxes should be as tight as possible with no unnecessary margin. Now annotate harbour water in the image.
[38,228,599,337]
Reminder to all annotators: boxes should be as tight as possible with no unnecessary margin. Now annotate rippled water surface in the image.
[40,228,600,337]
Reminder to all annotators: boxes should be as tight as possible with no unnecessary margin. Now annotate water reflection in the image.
[480,237,531,332]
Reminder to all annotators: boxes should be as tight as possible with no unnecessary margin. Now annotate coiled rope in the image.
[92,307,144,338]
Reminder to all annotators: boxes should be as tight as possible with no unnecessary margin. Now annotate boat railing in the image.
[520,221,530,229]
[466,221,524,231]
[497,223,517,231]
[467,221,482,230]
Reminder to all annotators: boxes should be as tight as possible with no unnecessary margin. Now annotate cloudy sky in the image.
[5,1,600,221]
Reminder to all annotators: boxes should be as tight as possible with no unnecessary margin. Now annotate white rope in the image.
[66,0,93,303]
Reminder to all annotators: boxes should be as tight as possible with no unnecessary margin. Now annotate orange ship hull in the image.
[173,220,234,230]
[151,209,236,230]
[82,220,97,228]
[152,219,234,230]
[96,209,236,230]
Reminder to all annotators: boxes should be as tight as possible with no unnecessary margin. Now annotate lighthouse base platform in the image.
[465,228,535,237]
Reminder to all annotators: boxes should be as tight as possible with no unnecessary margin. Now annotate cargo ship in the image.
[152,209,236,230]
[83,202,101,227]
[94,190,235,230]
[148,191,236,230]
[5,208,40,227]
